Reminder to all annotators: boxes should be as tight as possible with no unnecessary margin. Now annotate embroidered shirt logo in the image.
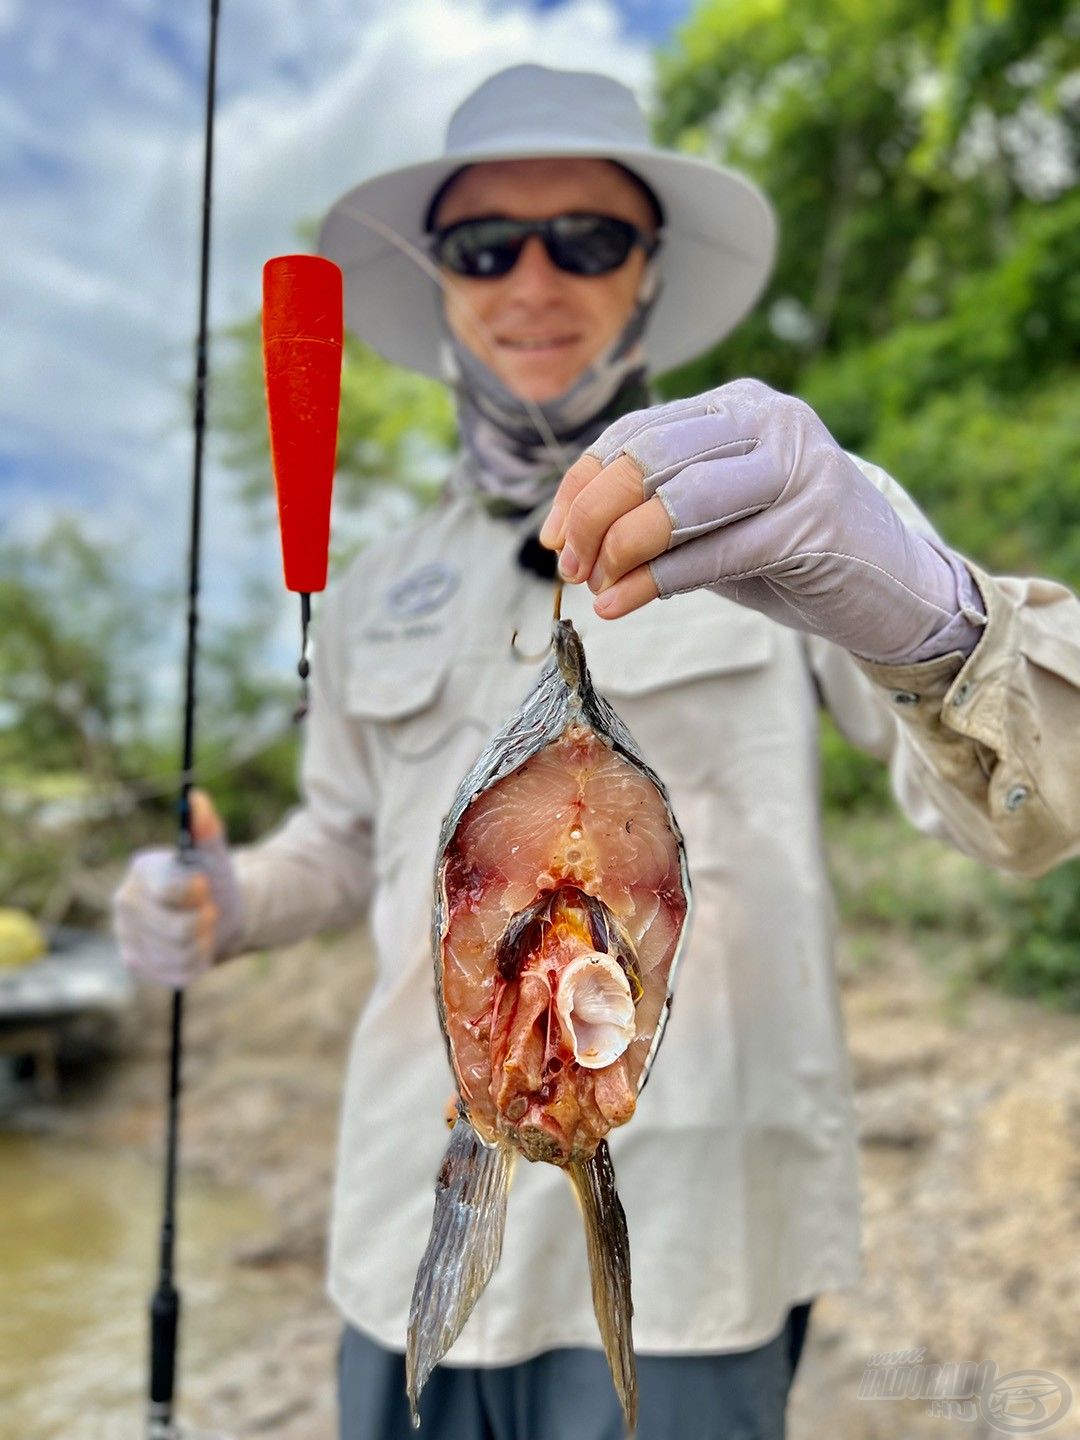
[384,562,460,620]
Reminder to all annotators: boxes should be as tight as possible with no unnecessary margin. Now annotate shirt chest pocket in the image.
[581,589,772,689]
[575,591,776,790]
[343,594,777,883]
[343,632,494,880]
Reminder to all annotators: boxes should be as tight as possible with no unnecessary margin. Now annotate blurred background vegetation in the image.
[3,0,1077,1003]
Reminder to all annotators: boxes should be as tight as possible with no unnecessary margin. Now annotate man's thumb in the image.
[189,788,225,847]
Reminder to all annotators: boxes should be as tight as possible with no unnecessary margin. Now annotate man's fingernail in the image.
[539,508,562,547]
[559,546,580,581]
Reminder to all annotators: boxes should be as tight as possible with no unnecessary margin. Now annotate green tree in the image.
[0,521,303,917]
[653,0,1080,577]
[0,519,157,783]
[657,1,1077,379]
[654,0,1080,1000]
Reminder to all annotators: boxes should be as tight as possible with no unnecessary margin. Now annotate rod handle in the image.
[149,1279,180,1410]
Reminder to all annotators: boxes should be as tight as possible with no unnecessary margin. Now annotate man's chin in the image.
[500,361,587,406]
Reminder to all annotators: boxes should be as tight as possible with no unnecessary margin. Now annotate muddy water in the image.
[1,1130,300,1440]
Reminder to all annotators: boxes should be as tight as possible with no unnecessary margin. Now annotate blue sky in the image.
[1,0,692,709]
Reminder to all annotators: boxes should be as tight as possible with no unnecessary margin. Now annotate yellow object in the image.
[0,909,47,969]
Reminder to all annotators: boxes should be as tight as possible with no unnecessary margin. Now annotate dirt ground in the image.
[64,876,1080,1440]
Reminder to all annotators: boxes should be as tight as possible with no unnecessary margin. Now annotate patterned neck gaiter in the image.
[441,264,660,520]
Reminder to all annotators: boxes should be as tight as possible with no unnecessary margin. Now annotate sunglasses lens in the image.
[549,216,636,275]
[435,219,520,277]
[433,215,642,278]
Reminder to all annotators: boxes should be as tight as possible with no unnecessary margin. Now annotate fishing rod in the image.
[145,11,346,1434]
[142,8,584,1427]
[146,0,220,1435]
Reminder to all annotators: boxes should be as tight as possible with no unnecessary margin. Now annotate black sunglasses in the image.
[430,213,661,279]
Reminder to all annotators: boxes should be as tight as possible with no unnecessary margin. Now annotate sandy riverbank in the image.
[49,840,1080,1439]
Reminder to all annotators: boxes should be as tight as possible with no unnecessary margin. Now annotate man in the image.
[114,65,1080,1439]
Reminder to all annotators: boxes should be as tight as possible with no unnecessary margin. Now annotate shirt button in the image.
[891,690,920,706]
[1004,784,1029,812]
[952,681,973,706]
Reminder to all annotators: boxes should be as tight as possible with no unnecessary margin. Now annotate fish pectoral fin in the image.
[406,1119,516,1426]
[567,1141,638,1435]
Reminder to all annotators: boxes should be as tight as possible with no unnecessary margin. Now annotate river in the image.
[2,1128,304,1440]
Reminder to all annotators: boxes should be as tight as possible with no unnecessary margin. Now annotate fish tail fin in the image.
[567,1140,637,1434]
[406,1117,516,1427]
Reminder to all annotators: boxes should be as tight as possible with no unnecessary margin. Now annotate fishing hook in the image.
[510,580,565,661]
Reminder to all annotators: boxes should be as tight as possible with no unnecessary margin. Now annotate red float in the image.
[262,254,343,593]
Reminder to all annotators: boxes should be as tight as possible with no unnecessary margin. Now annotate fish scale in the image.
[407,612,692,1434]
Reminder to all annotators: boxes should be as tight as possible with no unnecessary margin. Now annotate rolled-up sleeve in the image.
[228,585,377,954]
[810,560,1080,877]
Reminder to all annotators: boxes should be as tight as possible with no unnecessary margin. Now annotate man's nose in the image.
[506,234,565,295]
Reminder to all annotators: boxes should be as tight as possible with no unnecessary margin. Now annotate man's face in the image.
[432,158,656,404]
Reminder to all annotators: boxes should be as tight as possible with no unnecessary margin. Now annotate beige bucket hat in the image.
[317,63,777,378]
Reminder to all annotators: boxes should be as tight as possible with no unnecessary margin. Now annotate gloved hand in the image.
[539,378,983,665]
[112,790,245,989]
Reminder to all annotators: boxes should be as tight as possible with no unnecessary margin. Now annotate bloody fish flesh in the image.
[407,613,692,1432]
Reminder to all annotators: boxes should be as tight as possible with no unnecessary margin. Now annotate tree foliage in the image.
[0,520,156,780]
[656,0,1078,383]
[653,0,1080,1001]
[0,522,301,917]
[650,0,1079,572]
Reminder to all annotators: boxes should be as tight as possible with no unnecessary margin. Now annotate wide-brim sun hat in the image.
[317,63,777,379]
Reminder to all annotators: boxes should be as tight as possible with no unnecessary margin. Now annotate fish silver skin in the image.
[407,615,692,1432]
